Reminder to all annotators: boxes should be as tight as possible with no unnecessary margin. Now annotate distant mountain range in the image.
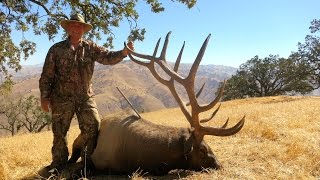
[9,60,237,117]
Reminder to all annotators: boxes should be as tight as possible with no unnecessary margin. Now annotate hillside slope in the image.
[0,96,319,179]
[8,60,236,117]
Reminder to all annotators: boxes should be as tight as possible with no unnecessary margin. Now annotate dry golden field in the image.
[0,96,319,180]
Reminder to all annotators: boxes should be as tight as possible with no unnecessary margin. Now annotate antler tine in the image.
[125,34,186,83]
[127,53,149,67]
[127,32,185,85]
[128,32,186,84]
[194,82,205,99]
[127,32,193,125]
[186,82,205,106]
[220,118,229,128]
[187,34,211,81]
[125,37,161,68]
[160,31,172,61]
[125,41,158,62]
[156,59,186,84]
[173,41,185,73]
[129,32,245,137]
[200,80,226,113]
[183,34,211,119]
[200,103,221,123]
[128,54,169,85]
[124,35,184,83]
[153,38,161,57]
[201,116,245,136]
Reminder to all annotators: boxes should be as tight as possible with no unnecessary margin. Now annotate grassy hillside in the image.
[0,96,319,179]
[4,61,233,119]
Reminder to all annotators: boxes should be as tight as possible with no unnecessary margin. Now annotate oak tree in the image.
[0,0,196,82]
[223,55,313,100]
[291,19,320,89]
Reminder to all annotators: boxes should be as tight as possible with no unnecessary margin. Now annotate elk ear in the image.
[183,128,195,156]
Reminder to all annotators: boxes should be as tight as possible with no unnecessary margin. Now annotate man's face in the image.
[66,22,85,39]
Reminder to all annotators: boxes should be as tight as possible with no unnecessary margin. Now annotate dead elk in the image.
[70,32,245,175]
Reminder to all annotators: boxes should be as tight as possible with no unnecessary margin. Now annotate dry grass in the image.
[0,96,319,179]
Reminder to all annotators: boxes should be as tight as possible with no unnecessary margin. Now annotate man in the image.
[39,13,134,171]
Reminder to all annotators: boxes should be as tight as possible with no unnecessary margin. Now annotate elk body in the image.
[70,32,245,175]
[90,114,221,175]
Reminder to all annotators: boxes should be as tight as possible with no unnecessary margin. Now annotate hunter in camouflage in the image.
[39,14,134,171]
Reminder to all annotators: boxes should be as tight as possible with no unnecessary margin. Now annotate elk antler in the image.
[125,32,245,139]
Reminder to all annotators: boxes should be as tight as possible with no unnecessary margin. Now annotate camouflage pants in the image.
[50,96,100,167]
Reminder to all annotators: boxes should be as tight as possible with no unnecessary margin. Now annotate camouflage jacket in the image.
[39,38,126,101]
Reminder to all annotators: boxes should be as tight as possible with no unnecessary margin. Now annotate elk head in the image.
[125,32,245,170]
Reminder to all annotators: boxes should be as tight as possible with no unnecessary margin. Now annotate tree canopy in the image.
[0,0,196,82]
[223,19,320,101]
[290,19,320,89]
[223,55,313,101]
[0,95,51,136]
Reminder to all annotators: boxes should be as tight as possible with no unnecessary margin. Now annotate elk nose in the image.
[208,154,221,169]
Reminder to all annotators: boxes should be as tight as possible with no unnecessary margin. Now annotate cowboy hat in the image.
[60,14,92,33]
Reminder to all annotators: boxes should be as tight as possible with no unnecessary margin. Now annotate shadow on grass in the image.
[20,162,86,180]
[20,164,194,180]
[93,169,194,180]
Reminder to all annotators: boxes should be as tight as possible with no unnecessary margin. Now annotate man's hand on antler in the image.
[122,41,134,56]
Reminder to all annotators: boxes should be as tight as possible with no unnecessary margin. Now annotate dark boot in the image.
[81,159,96,177]
[46,162,67,172]
[60,160,96,180]
[41,161,67,178]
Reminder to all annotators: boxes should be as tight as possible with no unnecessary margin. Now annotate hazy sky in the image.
[19,0,319,68]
